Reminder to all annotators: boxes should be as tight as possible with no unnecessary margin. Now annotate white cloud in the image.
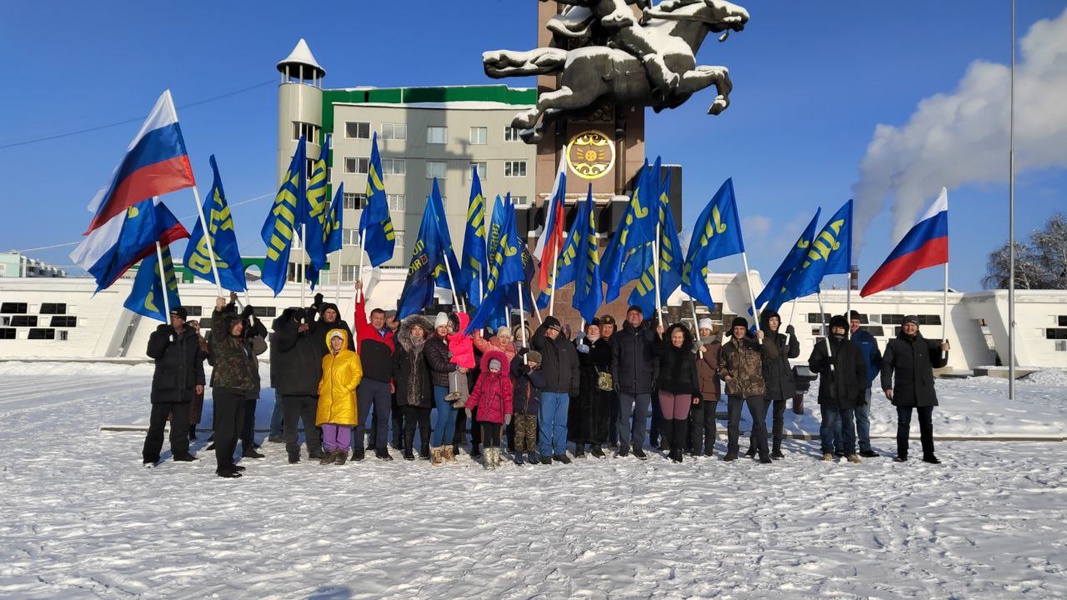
[743,214,771,240]
[851,7,1067,254]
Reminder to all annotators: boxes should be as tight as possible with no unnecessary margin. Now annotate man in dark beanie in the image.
[881,314,949,464]
[808,315,867,463]
[753,308,799,460]
[611,305,658,459]
[850,310,882,457]
[719,316,768,462]
[142,306,204,467]
[531,316,580,464]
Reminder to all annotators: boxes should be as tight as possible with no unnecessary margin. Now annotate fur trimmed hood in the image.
[397,315,434,353]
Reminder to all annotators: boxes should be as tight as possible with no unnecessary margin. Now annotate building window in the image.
[470,127,488,145]
[504,126,522,142]
[1,302,28,314]
[343,192,366,210]
[293,122,320,142]
[1045,328,1067,340]
[341,265,359,282]
[253,306,277,318]
[504,160,527,177]
[50,316,77,327]
[40,303,67,315]
[512,195,529,207]
[394,231,405,252]
[343,229,361,247]
[382,158,406,176]
[28,328,55,340]
[345,121,371,139]
[388,194,406,211]
[427,126,448,144]
[1059,315,1067,327]
[0,328,15,339]
[469,162,488,180]
[344,157,369,174]
[382,123,407,140]
[58,330,69,341]
[426,161,447,179]
[183,306,203,317]
[1056,341,1067,352]
[11,315,37,327]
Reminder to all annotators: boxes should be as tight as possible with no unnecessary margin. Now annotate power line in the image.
[0,79,275,151]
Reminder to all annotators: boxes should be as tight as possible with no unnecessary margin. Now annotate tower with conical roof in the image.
[277,39,325,193]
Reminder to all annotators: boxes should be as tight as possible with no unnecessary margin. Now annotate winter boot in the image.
[489,447,499,470]
[320,450,338,465]
[443,445,457,463]
[431,447,444,466]
[335,452,348,466]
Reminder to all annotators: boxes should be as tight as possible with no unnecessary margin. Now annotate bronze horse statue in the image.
[483,0,750,143]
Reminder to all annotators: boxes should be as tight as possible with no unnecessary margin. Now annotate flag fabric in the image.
[535,200,583,310]
[467,199,529,333]
[303,134,331,286]
[460,166,489,307]
[397,199,453,318]
[629,170,682,315]
[124,243,181,323]
[777,199,854,304]
[358,132,396,267]
[427,178,462,291]
[260,136,307,296]
[602,158,659,302]
[79,198,189,292]
[753,208,821,314]
[861,188,948,297]
[324,182,344,255]
[533,157,567,291]
[183,155,247,292]
[680,178,746,308]
[83,90,196,234]
[570,186,603,323]
[487,194,509,262]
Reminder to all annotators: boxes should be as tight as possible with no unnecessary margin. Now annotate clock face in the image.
[566,131,616,180]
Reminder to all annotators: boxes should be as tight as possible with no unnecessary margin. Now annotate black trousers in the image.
[750,397,787,452]
[689,399,718,455]
[142,402,190,463]
[455,405,481,449]
[239,397,258,454]
[213,390,246,470]
[897,405,935,458]
[282,394,322,458]
[481,422,502,447]
[402,405,432,455]
[727,395,768,458]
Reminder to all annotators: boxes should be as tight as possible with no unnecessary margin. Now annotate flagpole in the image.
[654,224,663,324]
[190,188,223,297]
[155,241,171,321]
[518,281,529,362]
[548,244,560,317]
[689,295,703,359]
[786,298,798,347]
[740,252,761,343]
[333,248,341,306]
[1008,0,1017,399]
[442,251,464,313]
[358,231,367,303]
[943,262,949,344]
[300,223,307,308]
[817,290,833,368]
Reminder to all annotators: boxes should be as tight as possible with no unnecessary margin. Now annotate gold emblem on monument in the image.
[566,131,615,180]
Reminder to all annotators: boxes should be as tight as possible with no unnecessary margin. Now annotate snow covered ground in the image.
[1,362,1065,598]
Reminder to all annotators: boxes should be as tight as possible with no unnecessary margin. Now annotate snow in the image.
[1,363,1066,598]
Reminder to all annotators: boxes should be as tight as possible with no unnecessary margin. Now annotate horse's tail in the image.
[483,48,568,78]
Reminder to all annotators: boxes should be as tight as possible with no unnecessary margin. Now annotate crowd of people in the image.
[141,283,950,477]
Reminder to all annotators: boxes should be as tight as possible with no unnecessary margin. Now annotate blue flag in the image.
[629,171,682,315]
[183,155,247,292]
[358,132,396,267]
[777,200,854,305]
[460,166,489,308]
[88,198,190,293]
[397,199,452,318]
[324,182,344,255]
[124,243,181,323]
[467,199,528,333]
[753,208,821,314]
[427,178,462,292]
[303,134,331,286]
[602,158,659,302]
[681,178,746,308]
[571,186,603,323]
[261,135,307,296]
[487,194,508,262]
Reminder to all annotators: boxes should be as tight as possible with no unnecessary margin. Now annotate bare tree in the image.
[984,213,1067,290]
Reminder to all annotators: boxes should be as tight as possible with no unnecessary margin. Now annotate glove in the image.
[505,414,512,425]
[786,324,795,335]
[241,305,255,319]
[576,343,590,354]
[465,408,473,419]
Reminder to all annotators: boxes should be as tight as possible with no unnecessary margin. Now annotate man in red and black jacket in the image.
[352,280,397,461]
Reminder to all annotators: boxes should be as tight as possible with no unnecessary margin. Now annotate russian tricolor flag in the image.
[533,157,567,291]
[861,188,948,297]
[70,90,196,289]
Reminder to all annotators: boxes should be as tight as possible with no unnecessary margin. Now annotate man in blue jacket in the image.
[850,311,882,458]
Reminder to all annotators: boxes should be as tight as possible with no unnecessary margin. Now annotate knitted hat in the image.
[730,316,748,330]
[902,315,919,326]
[434,312,449,329]
[170,306,188,320]
[849,310,863,322]
[829,315,849,331]
[627,305,644,315]
[488,358,502,372]
[543,316,562,331]
[329,330,345,342]
[496,326,513,340]
[526,350,542,364]
[699,318,714,331]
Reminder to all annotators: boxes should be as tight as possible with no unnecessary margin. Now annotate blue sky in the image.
[2,1,1064,292]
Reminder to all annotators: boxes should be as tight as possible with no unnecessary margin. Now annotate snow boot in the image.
[431,447,444,466]
[443,445,457,463]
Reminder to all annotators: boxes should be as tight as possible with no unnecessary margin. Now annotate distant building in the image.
[0,252,67,279]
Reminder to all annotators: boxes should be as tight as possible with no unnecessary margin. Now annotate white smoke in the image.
[852,7,1067,254]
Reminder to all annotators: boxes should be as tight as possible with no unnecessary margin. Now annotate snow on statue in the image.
[483,0,750,143]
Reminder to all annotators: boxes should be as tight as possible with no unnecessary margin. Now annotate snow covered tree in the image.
[983,213,1067,289]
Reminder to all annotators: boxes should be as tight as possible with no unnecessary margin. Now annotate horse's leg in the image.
[677,65,733,115]
[483,48,567,78]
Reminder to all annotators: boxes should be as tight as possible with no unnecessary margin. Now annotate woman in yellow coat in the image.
[317,329,362,465]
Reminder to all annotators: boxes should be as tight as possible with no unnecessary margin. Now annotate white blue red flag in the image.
[861,188,948,297]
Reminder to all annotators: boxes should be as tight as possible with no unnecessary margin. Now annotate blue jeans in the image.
[356,378,392,452]
[617,392,651,452]
[726,395,765,456]
[855,388,872,452]
[820,405,856,455]
[430,385,457,448]
[269,393,284,438]
[539,392,570,456]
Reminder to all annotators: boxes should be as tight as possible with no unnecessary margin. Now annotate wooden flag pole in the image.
[740,251,761,344]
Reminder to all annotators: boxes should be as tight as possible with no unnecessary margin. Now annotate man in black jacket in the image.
[881,315,949,464]
[753,310,799,459]
[143,306,204,467]
[611,305,657,459]
[271,307,325,464]
[808,315,867,463]
[531,316,580,464]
